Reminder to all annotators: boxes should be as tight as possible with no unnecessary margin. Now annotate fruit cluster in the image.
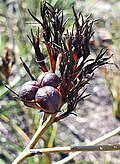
[6,1,110,121]
[19,72,62,114]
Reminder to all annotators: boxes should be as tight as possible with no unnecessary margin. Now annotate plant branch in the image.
[29,144,120,155]
[12,126,120,164]
[53,126,120,164]
[12,114,56,164]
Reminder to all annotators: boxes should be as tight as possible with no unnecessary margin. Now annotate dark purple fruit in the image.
[37,72,60,88]
[35,86,62,114]
[19,81,39,108]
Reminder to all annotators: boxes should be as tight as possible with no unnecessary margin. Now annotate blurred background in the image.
[0,0,120,163]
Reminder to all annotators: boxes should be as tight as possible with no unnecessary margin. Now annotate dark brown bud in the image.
[19,81,39,108]
[37,72,60,88]
[35,86,62,114]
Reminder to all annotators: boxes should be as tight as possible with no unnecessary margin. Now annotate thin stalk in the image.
[12,126,120,164]
[30,144,120,154]
[53,126,120,164]
[12,114,56,164]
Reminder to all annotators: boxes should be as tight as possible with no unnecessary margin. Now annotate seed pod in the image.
[35,86,62,114]
[19,81,39,108]
[37,72,60,88]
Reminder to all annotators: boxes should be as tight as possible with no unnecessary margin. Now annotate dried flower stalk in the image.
[8,1,113,163]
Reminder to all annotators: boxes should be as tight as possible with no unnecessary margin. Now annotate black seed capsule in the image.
[19,81,39,108]
[37,72,60,88]
[35,86,62,114]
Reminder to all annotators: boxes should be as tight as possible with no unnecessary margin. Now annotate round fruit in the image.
[35,86,62,114]
[19,81,39,100]
[37,72,60,88]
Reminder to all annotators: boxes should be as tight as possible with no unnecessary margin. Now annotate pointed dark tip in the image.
[5,85,19,97]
